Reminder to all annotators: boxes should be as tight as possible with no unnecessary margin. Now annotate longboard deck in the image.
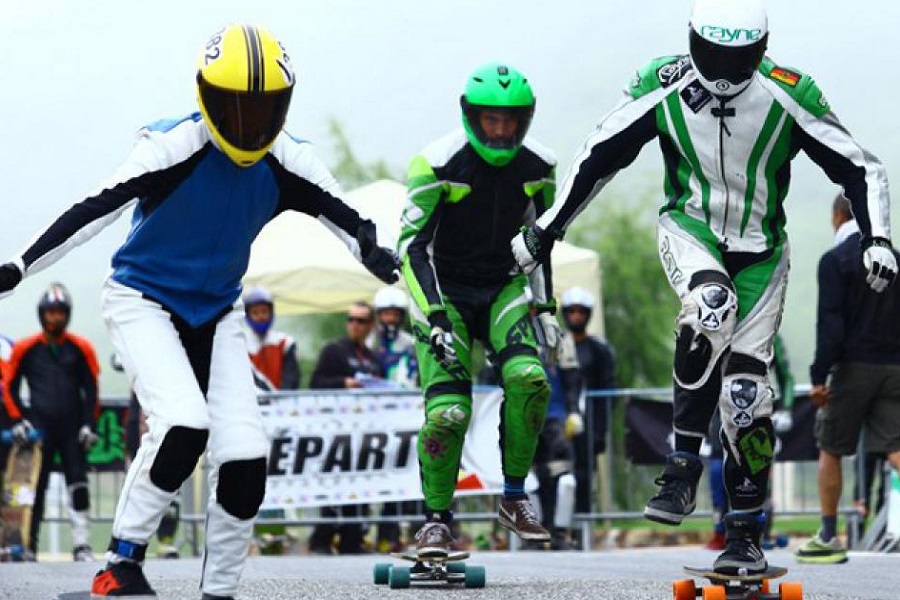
[684,565,787,583]
[391,550,469,563]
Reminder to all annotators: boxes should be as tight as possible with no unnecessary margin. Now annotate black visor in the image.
[460,98,534,150]
[198,74,293,151]
[690,29,767,86]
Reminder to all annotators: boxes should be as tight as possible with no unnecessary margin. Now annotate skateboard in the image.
[675,565,802,600]
[0,429,42,563]
[373,550,486,589]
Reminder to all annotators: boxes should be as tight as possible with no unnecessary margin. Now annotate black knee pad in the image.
[150,426,209,492]
[722,418,774,511]
[71,484,89,511]
[217,457,267,520]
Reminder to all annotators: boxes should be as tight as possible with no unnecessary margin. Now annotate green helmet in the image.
[460,63,535,167]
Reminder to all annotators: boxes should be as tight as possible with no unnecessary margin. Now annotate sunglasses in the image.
[347,316,373,324]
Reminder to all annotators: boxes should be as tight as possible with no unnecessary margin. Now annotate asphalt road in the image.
[1,547,897,600]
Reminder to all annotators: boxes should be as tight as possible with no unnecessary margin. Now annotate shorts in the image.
[815,362,900,455]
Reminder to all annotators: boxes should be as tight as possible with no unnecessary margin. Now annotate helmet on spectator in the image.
[561,287,594,334]
[243,285,274,336]
[38,282,72,334]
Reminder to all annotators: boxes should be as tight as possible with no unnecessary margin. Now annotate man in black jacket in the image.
[796,195,900,564]
[559,287,617,516]
[307,301,383,554]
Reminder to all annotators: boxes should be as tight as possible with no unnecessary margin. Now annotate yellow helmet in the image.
[196,24,296,167]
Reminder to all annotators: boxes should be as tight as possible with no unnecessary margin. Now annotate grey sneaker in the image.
[73,544,95,562]
[414,521,454,558]
[644,452,703,525]
[795,530,848,564]
[498,496,551,541]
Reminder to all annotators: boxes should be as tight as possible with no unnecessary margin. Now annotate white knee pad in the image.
[674,282,737,390]
[554,473,577,529]
[719,374,774,445]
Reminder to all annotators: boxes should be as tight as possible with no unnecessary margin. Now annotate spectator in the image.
[243,286,300,392]
[369,286,418,389]
[0,333,13,497]
[308,301,382,554]
[559,287,616,517]
[242,286,300,556]
[796,195,900,564]
[369,287,421,552]
[532,323,583,550]
[2,283,99,561]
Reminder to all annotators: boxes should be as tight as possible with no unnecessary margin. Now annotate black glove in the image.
[357,221,400,284]
[0,262,22,294]
[427,311,458,368]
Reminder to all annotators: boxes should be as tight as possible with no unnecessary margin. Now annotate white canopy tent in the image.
[244,179,604,336]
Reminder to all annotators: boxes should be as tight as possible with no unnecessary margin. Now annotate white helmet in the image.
[561,287,595,310]
[373,287,408,312]
[689,0,768,97]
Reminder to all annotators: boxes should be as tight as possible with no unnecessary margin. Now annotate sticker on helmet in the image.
[276,41,295,86]
[770,67,800,87]
[203,27,226,66]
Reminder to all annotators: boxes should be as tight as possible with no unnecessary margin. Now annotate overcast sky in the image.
[1,0,897,392]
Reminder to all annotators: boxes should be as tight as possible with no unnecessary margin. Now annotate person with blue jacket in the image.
[0,24,398,600]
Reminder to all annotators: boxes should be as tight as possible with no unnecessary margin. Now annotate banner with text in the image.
[259,389,529,509]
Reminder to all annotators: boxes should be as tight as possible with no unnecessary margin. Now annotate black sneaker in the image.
[644,451,703,525]
[201,594,235,600]
[713,511,767,575]
[91,560,157,598]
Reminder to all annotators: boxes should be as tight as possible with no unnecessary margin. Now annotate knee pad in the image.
[69,482,89,511]
[423,394,472,438]
[720,371,774,437]
[721,418,774,511]
[501,355,551,434]
[674,274,736,390]
[150,426,209,493]
[217,457,267,520]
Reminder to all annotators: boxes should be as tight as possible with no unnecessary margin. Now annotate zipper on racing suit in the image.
[712,97,735,252]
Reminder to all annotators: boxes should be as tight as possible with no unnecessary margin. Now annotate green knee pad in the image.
[499,355,550,477]
[418,394,472,511]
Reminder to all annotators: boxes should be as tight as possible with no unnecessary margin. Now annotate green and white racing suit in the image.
[398,129,557,513]
[535,55,890,511]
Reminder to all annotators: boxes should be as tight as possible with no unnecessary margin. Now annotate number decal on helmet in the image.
[275,41,295,86]
[204,27,226,66]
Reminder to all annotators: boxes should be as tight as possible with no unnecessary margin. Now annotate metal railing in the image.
[36,386,875,556]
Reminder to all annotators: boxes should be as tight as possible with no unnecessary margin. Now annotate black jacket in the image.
[309,337,382,389]
[810,231,900,385]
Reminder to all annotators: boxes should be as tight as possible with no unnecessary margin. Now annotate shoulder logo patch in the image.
[770,67,800,87]
[657,56,692,87]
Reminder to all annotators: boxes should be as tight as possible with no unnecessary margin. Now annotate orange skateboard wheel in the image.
[779,581,803,600]
[672,578,696,600]
[701,584,726,600]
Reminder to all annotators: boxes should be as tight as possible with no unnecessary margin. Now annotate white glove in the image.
[11,419,34,444]
[863,240,898,293]
[427,312,458,368]
[535,312,561,363]
[511,225,554,275]
[78,425,99,451]
[565,412,585,439]
[771,410,793,433]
